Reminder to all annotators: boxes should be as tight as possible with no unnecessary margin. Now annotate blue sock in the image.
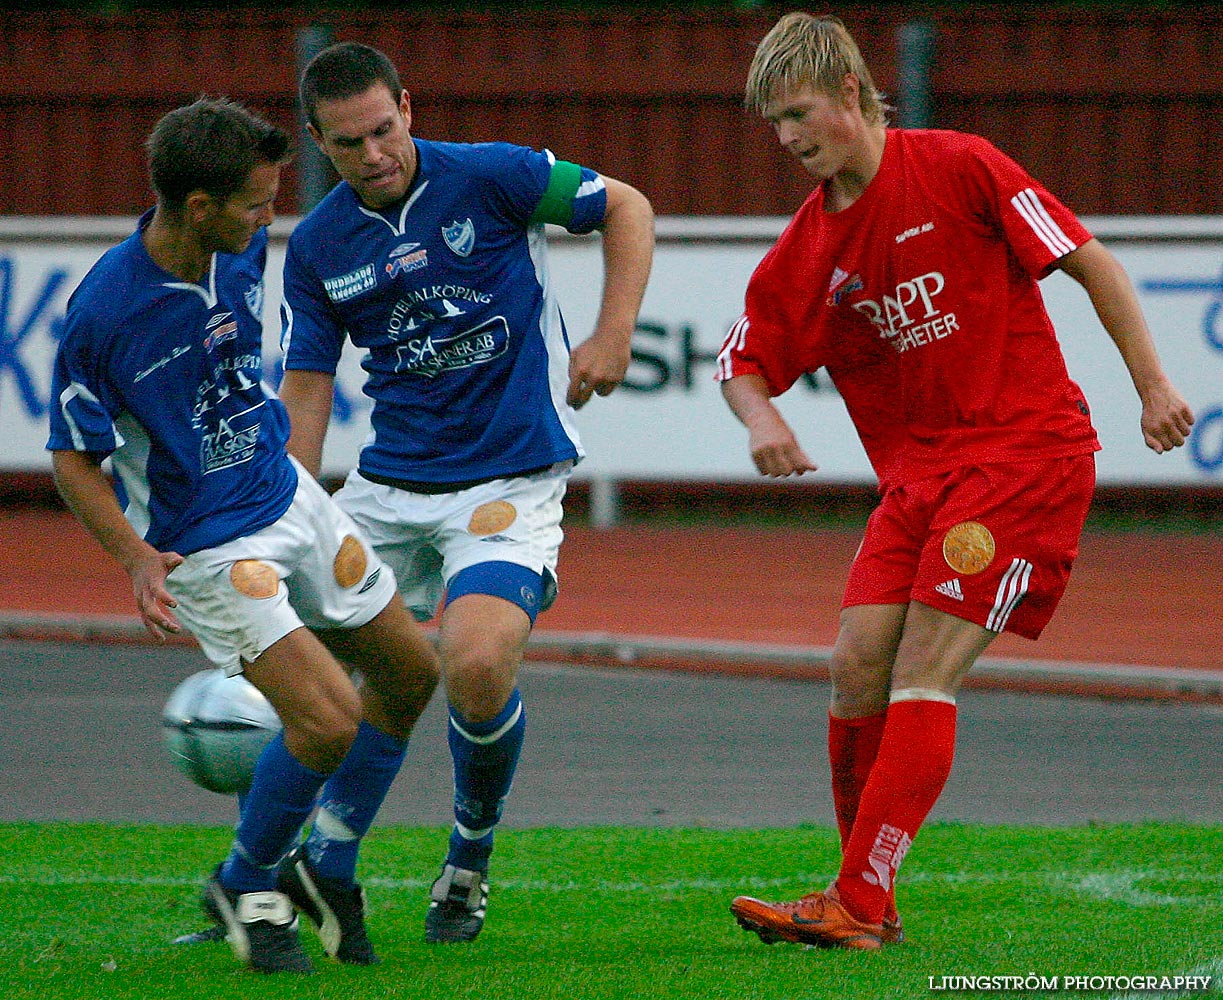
[446,689,526,871]
[220,733,327,892]
[304,720,408,884]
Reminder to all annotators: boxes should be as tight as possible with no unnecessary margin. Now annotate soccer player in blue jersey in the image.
[278,42,654,943]
[47,98,440,974]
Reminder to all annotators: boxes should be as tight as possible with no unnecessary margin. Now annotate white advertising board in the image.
[2,215,1222,485]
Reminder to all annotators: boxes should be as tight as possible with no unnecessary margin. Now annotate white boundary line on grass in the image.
[4,867,1222,908]
[1064,870,1220,907]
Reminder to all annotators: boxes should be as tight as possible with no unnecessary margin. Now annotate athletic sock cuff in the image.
[355,718,409,755]
[889,687,956,706]
[449,688,523,740]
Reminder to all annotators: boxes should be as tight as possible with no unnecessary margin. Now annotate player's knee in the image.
[367,660,439,727]
[282,692,362,772]
[354,604,441,701]
[830,679,889,717]
[444,651,516,724]
[829,646,890,716]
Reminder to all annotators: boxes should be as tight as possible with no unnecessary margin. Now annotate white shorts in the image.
[165,459,397,675]
[333,462,570,622]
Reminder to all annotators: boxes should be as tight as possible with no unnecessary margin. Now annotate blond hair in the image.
[745,13,889,125]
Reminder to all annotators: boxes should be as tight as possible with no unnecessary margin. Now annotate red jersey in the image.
[718,129,1101,489]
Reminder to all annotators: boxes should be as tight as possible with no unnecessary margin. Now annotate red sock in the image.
[835,697,957,924]
[827,711,887,848]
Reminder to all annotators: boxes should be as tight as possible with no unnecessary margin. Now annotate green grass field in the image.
[3,823,1220,1000]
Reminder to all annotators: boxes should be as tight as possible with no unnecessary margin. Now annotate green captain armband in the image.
[529,159,584,228]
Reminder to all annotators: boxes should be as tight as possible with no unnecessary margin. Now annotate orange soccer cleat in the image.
[824,882,906,945]
[730,888,884,951]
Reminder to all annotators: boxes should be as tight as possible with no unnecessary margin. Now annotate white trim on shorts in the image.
[333,461,571,622]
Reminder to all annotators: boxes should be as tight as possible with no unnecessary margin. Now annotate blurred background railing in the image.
[4,8,1223,217]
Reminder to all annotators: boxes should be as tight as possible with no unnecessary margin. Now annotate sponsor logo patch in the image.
[826,267,864,306]
[895,220,935,244]
[942,521,996,576]
[333,535,368,589]
[468,500,517,537]
[323,264,377,303]
[230,560,279,599]
[394,315,510,378]
[200,405,262,474]
[852,270,958,354]
[134,344,191,382]
[386,242,429,279]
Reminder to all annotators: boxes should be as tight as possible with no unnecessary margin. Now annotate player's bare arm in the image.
[1058,238,1195,453]
[51,449,183,641]
[278,369,337,478]
[566,176,654,409]
[721,373,819,478]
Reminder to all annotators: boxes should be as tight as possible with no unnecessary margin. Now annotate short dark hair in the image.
[300,42,402,130]
[146,98,291,212]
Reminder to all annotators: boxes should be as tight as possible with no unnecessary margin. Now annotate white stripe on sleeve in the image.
[716,316,750,381]
[1011,188,1076,257]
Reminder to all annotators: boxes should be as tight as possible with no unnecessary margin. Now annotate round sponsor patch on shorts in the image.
[333,534,368,589]
[230,560,279,599]
[468,500,517,537]
[942,521,996,576]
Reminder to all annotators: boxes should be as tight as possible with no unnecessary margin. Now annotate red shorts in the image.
[842,455,1096,639]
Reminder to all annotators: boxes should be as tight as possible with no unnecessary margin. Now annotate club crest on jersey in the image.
[204,313,239,352]
[826,267,864,307]
[442,218,476,257]
[386,242,429,279]
[244,280,264,320]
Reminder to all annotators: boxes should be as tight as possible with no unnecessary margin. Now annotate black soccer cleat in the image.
[172,925,225,946]
[202,868,314,974]
[277,845,379,965]
[425,863,489,943]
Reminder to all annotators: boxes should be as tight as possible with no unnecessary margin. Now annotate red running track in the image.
[3,506,1220,671]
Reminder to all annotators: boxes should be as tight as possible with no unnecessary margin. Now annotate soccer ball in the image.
[161,669,282,795]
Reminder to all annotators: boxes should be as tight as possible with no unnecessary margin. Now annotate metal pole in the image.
[295,25,336,214]
[896,20,936,129]
[588,476,621,529]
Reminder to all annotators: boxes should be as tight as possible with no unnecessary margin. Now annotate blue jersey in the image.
[47,215,297,555]
[281,139,607,485]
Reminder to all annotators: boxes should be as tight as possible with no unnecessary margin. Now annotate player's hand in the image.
[747,409,819,478]
[567,331,631,409]
[130,550,185,642]
[1140,380,1195,454]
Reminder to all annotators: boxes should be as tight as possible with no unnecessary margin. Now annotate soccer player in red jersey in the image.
[718,13,1194,951]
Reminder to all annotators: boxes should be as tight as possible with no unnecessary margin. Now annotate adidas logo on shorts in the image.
[934,578,965,601]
